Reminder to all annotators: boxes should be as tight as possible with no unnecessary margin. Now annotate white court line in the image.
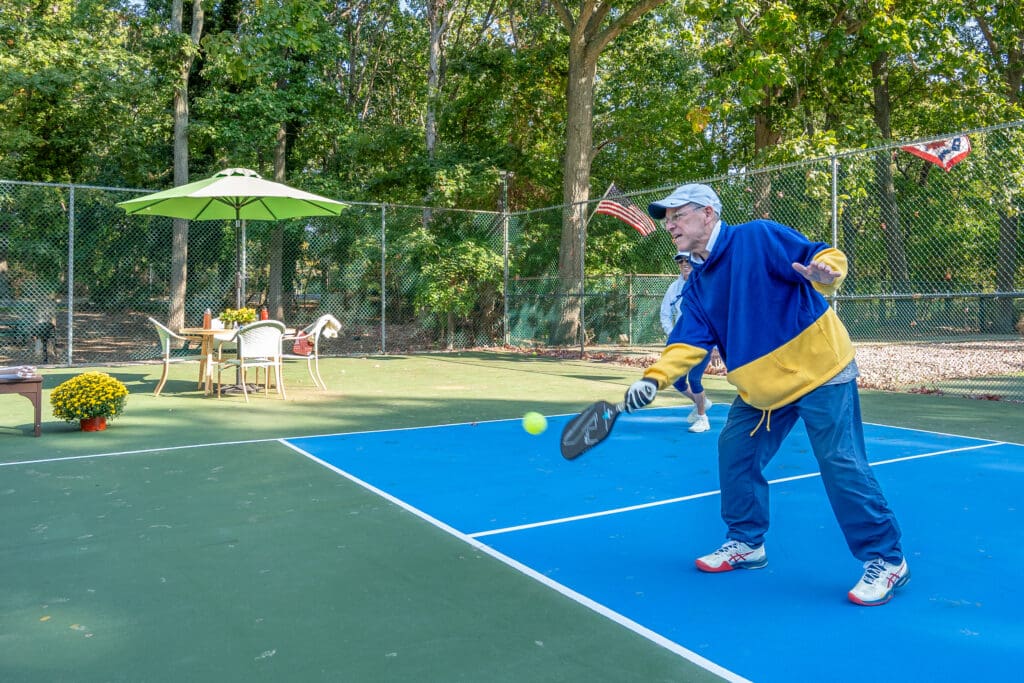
[5,403,1012,471]
[0,435,285,468]
[470,489,722,538]
[278,438,753,683]
[468,440,1005,538]
[0,406,690,470]
[864,420,1022,447]
[0,417,520,468]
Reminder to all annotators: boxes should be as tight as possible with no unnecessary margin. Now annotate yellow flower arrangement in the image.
[219,307,257,325]
[50,371,129,422]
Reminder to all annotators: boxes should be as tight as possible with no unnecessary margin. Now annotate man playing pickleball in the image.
[623,183,909,606]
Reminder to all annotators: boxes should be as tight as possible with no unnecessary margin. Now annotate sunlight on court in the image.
[287,406,1022,683]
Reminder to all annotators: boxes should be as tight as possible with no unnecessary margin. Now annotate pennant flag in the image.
[900,134,971,172]
[595,183,658,236]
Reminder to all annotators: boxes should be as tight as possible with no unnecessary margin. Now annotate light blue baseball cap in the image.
[648,183,722,219]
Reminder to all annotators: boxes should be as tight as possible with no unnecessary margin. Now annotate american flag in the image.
[595,183,658,237]
[900,134,971,172]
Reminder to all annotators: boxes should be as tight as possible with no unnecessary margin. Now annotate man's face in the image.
[664,204,713,253]
[677,258,692,279]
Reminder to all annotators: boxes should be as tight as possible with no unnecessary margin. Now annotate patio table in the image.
[179,327,236,394]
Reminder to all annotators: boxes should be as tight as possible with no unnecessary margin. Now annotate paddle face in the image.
[560,401,625,460]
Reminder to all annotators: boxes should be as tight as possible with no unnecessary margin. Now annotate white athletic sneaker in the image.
[688,414,711,433]
[695,540,767,573]
[686,398,712,424]
[848,558,910,606]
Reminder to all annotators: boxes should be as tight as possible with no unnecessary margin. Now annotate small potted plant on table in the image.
[219,307,258,328]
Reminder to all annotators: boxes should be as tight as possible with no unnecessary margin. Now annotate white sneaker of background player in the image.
[687,399,712,424]
[688,414,711,433]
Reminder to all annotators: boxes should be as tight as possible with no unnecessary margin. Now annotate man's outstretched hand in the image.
[792,261,839,285]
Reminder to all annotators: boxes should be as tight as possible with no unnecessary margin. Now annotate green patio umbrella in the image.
[117,167,348,308]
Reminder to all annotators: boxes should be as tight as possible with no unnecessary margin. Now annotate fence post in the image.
[579,215,586,358]
[380,204,387,355]
[628,274,634,345]
[830,155,839,314]
[501,171,511,346]
[66,184,75,366]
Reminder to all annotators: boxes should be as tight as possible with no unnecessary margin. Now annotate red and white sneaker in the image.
[848,558,910,606]
[695,540,767,572]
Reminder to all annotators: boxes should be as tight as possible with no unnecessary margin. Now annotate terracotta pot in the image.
[80,416,107,432]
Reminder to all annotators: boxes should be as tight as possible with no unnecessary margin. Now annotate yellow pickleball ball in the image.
[522,411,547,435]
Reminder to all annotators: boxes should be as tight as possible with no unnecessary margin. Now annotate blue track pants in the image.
[717,381,903,563]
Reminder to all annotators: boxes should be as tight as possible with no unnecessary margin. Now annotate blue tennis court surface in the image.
[287,406,1023,682]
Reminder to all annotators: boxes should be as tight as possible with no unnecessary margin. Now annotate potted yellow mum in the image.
[50,371,129,431]
[219,307,257,326]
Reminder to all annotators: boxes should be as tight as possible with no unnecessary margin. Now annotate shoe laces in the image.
[861,558,887,584]
[716,540,745,556]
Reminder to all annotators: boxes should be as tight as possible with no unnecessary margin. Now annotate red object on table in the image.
[260,307,269,320]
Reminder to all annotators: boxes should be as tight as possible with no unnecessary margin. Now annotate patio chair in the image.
[211,323,237,363]
[148,317,199,396]
[216,320,287,402]
[281,314,340,390]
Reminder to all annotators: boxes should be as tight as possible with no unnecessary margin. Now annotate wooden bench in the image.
[0,375,43,437]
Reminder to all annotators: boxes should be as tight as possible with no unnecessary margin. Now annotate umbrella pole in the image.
[224,216,250,393]
[236,218,246,309]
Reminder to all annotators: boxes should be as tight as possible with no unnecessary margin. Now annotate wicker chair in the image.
[281,314,339,390]
[216,320,287,402]
[147,317,202,396]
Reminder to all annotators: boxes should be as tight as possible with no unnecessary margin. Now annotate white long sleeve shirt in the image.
[660,275,687,335]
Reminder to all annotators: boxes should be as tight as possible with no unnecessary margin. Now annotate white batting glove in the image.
[624,378,658,413]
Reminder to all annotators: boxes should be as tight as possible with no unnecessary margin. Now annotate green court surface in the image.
[1,353,1021,682]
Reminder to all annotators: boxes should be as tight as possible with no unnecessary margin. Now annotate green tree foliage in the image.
[2,0,1022,338]
[0,1,171,183]
[413,239,504,346]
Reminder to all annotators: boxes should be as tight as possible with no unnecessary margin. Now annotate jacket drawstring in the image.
[749,408,772,436]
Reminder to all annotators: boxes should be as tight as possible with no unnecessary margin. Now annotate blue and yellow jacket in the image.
[642,219,854,410]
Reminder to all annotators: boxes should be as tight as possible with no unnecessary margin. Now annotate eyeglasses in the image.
[664,206,703,224]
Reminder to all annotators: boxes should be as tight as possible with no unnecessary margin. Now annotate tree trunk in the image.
[421,0,450,233]
[837,161,858,293]
[553,43,597,346]
[871,52,913,328]
[547,0,667,347]
[989,209,1019,332]
[751,110,780,219]
[168,0,203,334]
[269,121,286,320]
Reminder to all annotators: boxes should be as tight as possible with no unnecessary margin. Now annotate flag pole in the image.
[585,182,615,226]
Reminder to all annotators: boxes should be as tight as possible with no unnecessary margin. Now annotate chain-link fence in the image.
[2,122,1022,400]
[507,122,1024,401]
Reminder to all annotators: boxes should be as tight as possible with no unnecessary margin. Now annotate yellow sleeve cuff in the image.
[811,247,847,295]
[642,343,709,389]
